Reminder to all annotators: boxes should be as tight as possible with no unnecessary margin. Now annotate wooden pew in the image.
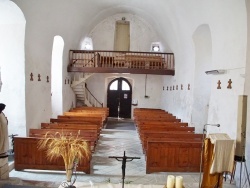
[136,122,187,128]
[138,126,195,150]
[41,123,101,134]
[29,128,98,152]
[137,123,192,134]
[70,107,109,117]
[142,132,203,153]
[135,118,181,124]
[146,139,202,173]
[63,112,106,122]
[133,108,169,116]
[14,137,91,174]
[56,116,103,127]
[50,118,103,128]
[134,108,202,173]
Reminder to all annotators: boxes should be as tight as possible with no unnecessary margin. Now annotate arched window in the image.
[110,80,118,90]
[81,37,93,50]
[51,35,64,118]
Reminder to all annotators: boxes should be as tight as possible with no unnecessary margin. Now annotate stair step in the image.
[76,94,85,97]
[74,85,84,88]
[74,89,84,92]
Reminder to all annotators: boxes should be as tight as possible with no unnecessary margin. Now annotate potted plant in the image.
[37,131,90,186]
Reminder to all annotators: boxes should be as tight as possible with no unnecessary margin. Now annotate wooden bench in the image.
[14,137,91,174]
[29,128,98,152]
[137,123,191,133]
[142,132,203,154]
[42,123,101,133]
[134,108,202,173]
[56,116,103,127]
[136,121,187,128]
[146,139,202,173]
[70,107,109,117]
[138,126,195,148]
[50,118,103,128]
[63,112,106,121]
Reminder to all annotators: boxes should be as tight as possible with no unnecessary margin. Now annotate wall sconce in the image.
[205,69,226,75]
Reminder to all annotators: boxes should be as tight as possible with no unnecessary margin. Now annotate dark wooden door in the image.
[107,77,132,118]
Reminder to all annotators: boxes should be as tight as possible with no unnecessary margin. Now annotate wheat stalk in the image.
[37,130,90,181]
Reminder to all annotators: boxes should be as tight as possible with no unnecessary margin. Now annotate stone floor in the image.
[1,119,237,188]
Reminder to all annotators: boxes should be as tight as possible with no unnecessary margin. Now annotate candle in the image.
[167,175,175,188]
[175,176,183,188]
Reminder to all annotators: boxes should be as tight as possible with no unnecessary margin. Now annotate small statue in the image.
[0,103,8,156]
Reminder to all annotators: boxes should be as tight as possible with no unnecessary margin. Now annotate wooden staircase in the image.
[71,73,103,107]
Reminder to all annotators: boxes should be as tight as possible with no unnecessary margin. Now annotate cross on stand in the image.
[109,151,140,188]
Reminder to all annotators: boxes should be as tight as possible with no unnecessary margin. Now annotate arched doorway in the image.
[107,77,132,118]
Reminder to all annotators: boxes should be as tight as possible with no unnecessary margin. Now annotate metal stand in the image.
[231,156,250,188]
[109,151,140,188]
[8,134,18,154]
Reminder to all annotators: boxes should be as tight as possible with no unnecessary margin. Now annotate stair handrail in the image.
[85,84,103,107]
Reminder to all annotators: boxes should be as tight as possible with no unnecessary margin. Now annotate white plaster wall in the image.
[0,1,26,137]
[89,13,166,52]
[161,1,247,132]
[86,73,163,117]
[12,0,78,129]
[190,25,212,133]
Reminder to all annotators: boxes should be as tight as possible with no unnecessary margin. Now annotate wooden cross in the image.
[227,79,232,89]
[217,80,221,89]
[38,74,41,81]
[30,73,33,81]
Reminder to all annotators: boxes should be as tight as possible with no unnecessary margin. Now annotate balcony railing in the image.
[68,50,175,75]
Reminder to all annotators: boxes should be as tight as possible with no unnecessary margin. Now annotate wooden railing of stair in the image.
[68,50,175,75]
[85,83,103,107]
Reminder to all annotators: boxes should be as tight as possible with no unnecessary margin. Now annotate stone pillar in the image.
[0,156,9,179]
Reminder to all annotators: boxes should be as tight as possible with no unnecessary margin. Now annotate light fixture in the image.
[152,46,159,52]
[205,69,226,75]
[152,44,160,52]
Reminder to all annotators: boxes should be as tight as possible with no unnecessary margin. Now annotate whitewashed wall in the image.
[0,1,26,139]
[88,13,167,52]
[160,1,247,136]
[86,73,163,117]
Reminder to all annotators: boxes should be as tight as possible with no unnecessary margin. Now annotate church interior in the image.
[0,0,250,188]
